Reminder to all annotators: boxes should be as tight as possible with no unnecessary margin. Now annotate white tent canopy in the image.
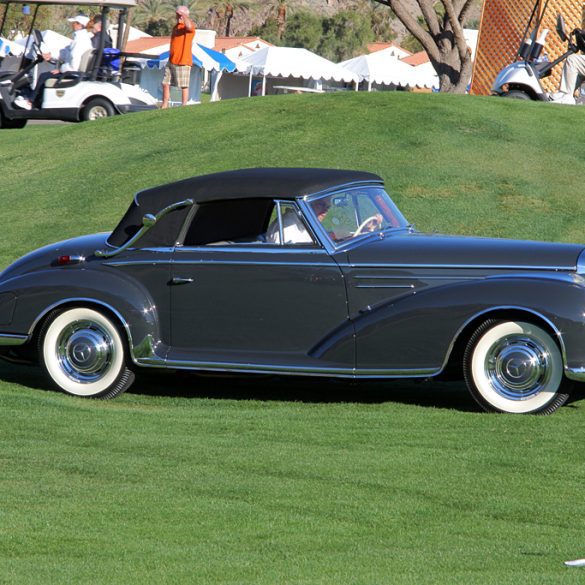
[237,46,359,88]
[13,30,70,59]
[341,47,437,89]
[0,36,22,56]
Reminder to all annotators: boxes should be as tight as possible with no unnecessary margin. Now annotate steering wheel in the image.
[355,214,382,236]
[30,29,44,58]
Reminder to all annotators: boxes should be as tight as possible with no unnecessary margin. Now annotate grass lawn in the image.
[1,92,585,584]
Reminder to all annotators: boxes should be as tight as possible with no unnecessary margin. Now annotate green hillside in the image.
[1,91,583,268]
[2,93,585,585]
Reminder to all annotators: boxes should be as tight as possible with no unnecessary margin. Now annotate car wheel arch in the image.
[441,306,566,378]
[29,299,135,359]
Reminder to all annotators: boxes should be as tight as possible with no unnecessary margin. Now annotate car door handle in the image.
[170,276,194,285]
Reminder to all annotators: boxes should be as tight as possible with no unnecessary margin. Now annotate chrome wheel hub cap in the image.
[57,321,113,383]
[485,335,550,400]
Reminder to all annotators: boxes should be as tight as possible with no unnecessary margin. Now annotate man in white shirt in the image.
[15,14,93,109]
[55,15,93,72]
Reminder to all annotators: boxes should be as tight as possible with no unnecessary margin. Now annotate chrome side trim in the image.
[96,198,194,258]
[355,284,415,289]
[352,275,484,281]
[0,333,28,346]
[176,244,327,254]
[566,368,585,382]
[346,263,575,271]
[106,259,337,268]
[134,355,438,379]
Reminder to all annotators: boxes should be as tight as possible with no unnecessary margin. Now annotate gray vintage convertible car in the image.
[0,168,584,414]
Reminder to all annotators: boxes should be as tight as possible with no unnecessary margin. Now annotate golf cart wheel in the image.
[503,90,532,100]
[0,112,27,129]
[82,98,115,121]
[38,306,134,399]
[463,319,571,415]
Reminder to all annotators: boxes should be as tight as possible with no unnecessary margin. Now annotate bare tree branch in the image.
[370,0,474,93]
[417,0,441,37]
[442,0,470,59]
[374,0,440,61]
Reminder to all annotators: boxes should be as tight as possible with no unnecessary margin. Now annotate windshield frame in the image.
[300,185,410,253]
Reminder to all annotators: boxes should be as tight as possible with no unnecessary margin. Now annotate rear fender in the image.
[0,268,162,364]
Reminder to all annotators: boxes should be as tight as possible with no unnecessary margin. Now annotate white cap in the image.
[68,15,90,27]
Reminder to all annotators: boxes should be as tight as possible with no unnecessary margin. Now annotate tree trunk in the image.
[432,44,473,93]
[372,0,475,93]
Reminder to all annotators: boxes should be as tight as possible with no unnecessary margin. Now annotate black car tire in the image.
[82,98,115,121]
[463,319,571,414]
[39,307,134,398]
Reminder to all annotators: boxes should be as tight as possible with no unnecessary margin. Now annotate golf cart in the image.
[0,0,157,128]
[491,0,585,102]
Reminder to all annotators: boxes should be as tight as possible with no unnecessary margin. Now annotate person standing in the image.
[161,5,196,108]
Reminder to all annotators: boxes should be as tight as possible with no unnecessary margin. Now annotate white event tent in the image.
[219,46,359,99]
[341,47,437,91]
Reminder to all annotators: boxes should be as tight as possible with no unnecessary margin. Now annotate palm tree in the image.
[206,0,250,36]
[133,0,173,29]
[276,0,287,40]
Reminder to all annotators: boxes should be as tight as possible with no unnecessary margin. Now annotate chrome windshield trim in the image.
[302,179,384,200]
[96,198,194,258]
[299,185,409,254]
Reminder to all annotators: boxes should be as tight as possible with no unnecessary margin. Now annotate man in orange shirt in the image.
[161,5,196,108]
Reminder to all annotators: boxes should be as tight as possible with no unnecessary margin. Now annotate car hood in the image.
[0,233,110,282]
[345,232,585,271]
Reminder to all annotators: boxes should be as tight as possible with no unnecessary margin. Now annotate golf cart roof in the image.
[0,0,136,6]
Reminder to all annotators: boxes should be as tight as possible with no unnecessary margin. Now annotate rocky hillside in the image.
[211,0,483,41]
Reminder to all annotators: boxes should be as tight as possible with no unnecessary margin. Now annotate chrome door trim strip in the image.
[106,259,339,268]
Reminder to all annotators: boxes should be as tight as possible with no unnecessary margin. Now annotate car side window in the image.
[181,198,316,247]
[265,201,316,246]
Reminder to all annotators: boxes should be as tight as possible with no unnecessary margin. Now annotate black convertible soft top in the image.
[108,168,383,248]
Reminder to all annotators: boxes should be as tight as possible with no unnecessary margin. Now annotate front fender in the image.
[353,276,585,374]
[0,267,161,363]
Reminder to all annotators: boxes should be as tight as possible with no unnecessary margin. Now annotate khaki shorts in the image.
[163,63,191,89]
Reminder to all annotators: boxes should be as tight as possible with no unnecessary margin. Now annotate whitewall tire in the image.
[463,320,571,414]
[39,307,134,398]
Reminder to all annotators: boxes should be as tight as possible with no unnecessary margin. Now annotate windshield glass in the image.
[307,187,408,245]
